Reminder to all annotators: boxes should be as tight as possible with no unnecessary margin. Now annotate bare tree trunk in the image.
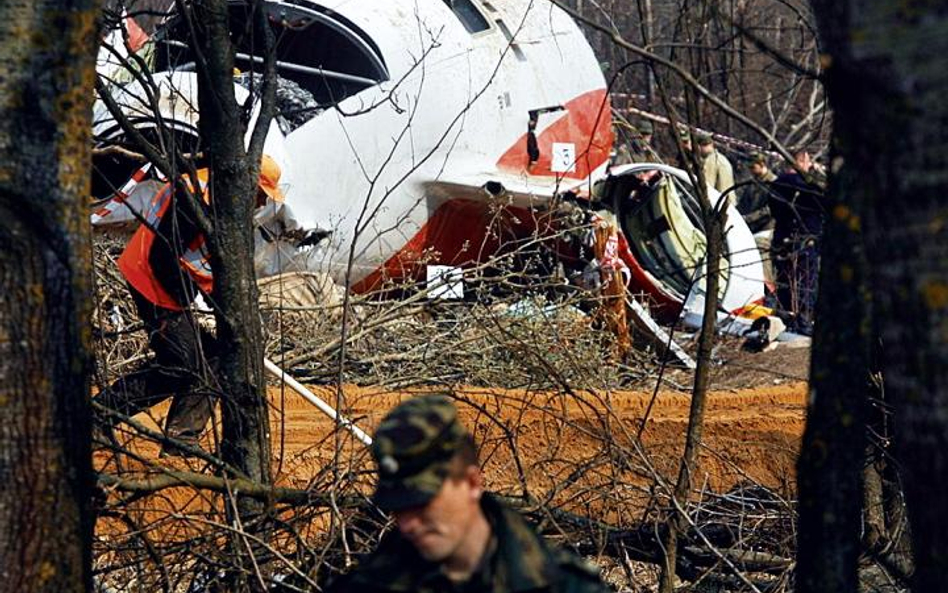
[190,0,275,503]
[807,1,948,589]
[795,148,868,592]
[658,123,723,592]
[0,2,101,590]
[182,1,278,588]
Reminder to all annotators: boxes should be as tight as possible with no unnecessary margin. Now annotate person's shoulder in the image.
[775,171,796,181]
[322,558,412,593]
[323,533,422,593]
[484,497,610,591]
[773,171,801,190]
[551,547,612,592]
[323,570,360,593]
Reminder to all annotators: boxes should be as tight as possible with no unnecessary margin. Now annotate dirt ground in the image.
[102,344,807,509]
[92,344,808,593]
[267,367,807,514]
[95,346,805,521]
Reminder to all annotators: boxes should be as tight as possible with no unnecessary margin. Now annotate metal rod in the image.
[233,51,379,87]
[263,357,373,446]
[160,39,379,87]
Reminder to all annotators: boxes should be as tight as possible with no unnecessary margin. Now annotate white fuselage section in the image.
[94,0,612,290]
[274,0,611,287]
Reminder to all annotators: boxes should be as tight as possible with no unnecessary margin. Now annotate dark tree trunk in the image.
[806,1,948,589]
[188,0,278,529]
[795,144,869,592]
[0,2,101,591]
[182,1,278,587]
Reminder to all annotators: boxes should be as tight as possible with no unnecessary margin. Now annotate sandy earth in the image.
[267,380,806,511]
[100,375,806,509]
[94,348,808,587]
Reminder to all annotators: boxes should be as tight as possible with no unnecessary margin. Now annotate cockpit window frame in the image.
[440,0,492,36]
[152,0,391,112]
[278,0,389,82]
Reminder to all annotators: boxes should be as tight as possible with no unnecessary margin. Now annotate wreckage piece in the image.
[599,163,767,327]
[91,69,330,276]
[92,0,613,287]
[628,299,696,369]
[91,69,290,222]
[263,358,372,446]
[94,1,762,343]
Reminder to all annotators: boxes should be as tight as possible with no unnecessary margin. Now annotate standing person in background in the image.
[738,152,778,285]
[611,119,658,167]
[629,120,658,162]
[610,120,634,167]
[675,128,693,172]
[696,131,735,196]
[769,150,826,334]
[325,395,611,593]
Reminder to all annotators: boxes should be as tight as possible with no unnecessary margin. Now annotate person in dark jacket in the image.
[737,152,777,284]
[326,395,611,593]
[768,150,826,334]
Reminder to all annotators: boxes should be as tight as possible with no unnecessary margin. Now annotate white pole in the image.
[263,357,373,446]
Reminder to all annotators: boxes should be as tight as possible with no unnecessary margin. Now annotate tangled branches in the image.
[90,216,805,592]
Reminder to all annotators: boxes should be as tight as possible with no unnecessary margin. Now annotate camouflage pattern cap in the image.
[636,120,654,135]
[695,131,714,145]
[371,395,469,512]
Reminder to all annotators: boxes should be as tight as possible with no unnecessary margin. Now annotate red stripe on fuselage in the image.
[496,88,613,180]
[352,89,613,294]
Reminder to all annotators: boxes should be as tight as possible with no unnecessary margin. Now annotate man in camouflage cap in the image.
[326,394,611,592]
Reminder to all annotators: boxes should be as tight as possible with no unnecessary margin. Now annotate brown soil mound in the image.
[263,382,802,524]
[96,379,805,528]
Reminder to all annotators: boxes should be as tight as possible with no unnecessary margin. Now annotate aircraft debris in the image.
[263,358,372,446]
[628,299,696,369]
[91,0,771,353]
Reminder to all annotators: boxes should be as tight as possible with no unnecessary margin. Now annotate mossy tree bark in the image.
[801,2,948,589]
[0,2,102,591]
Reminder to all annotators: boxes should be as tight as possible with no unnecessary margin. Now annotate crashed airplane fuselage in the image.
[95,0,613,284]
[93,0,764,320]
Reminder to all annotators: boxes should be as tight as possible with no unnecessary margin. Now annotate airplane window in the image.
[441,0,490,34]
[154,1,388,130]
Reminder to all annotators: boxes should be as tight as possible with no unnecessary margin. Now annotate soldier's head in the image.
[636,120,653,143]
[748,152,770,178]
[696,132,715,156]
[371,395,484,562]
[678,128,692,151]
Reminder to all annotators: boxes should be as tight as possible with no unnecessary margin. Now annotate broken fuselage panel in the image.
[599,163,766,324]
